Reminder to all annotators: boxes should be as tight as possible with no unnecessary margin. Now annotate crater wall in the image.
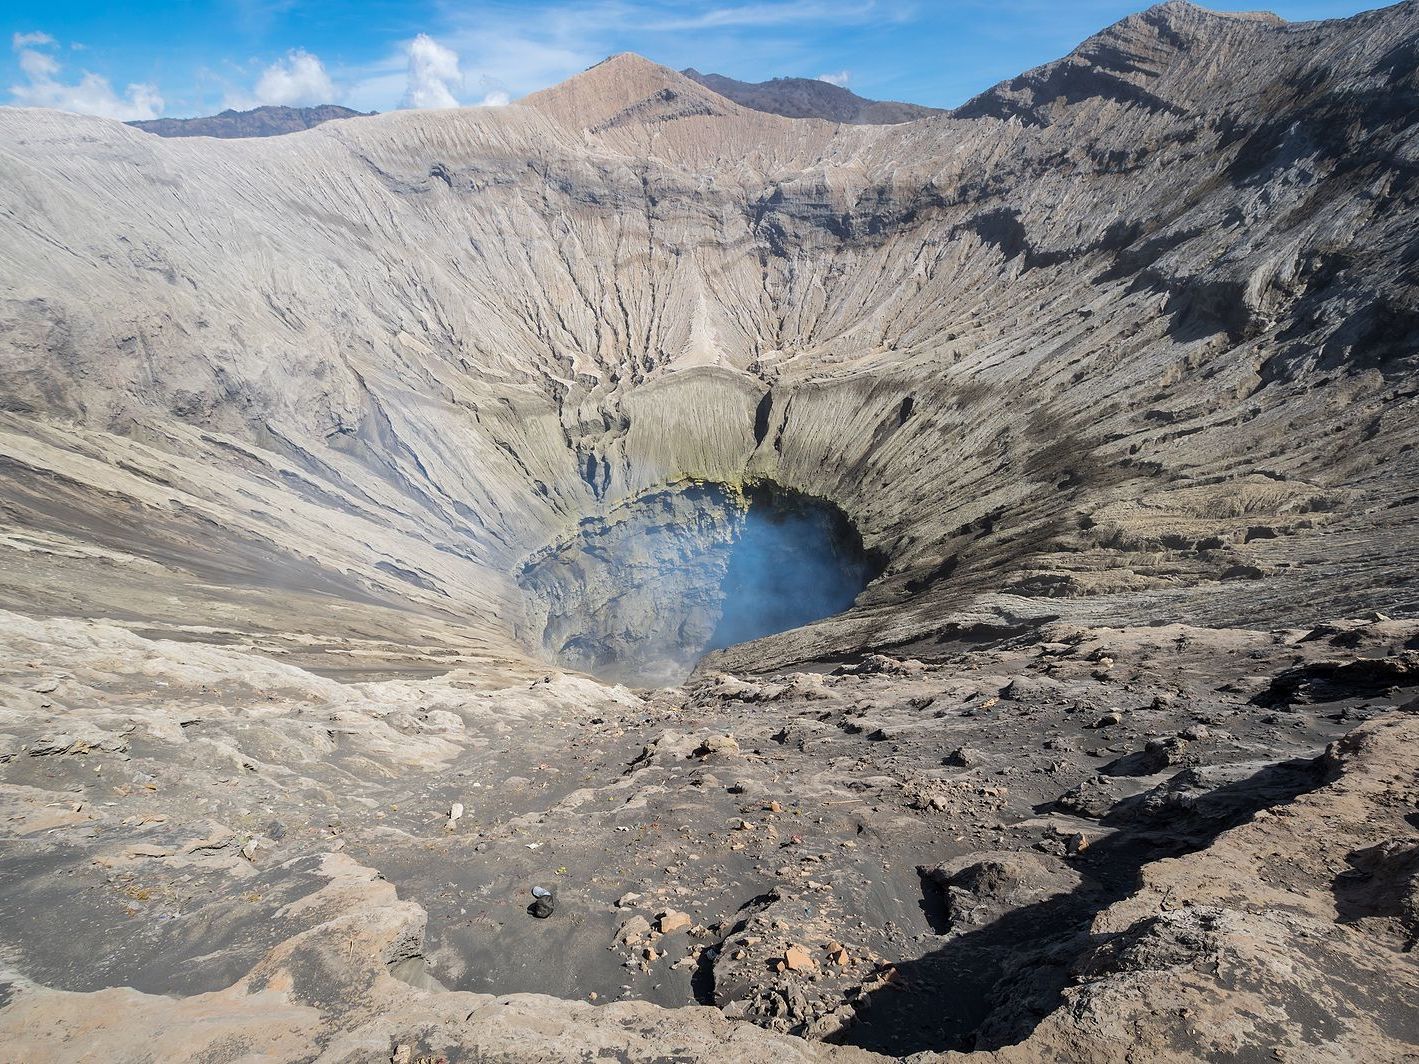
[0,2,1416,672]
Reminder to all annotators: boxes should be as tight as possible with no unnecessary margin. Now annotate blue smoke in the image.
[707,499,876,651]
[521,481,879,685]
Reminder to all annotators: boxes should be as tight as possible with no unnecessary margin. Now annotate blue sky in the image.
[3,0,1384,120]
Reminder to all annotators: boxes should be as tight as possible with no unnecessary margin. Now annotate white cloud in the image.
[343,16,597,113]
[248,48,337,107]
[8,33,162,120]
[340,1,918,114]
[403,33,463,109]
[18,47,59,80]
[817,70,850,86]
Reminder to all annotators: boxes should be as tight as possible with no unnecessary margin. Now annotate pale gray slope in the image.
[2,3,1417,677]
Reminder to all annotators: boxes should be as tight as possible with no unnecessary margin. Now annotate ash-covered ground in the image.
[3,608,1417,1061]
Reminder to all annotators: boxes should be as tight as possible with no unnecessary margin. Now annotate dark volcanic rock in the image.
[921,851,1087,931]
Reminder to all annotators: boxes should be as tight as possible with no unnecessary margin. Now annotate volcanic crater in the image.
[2,2,1419,1062]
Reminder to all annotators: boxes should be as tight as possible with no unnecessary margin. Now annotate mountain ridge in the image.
[680,68,943,124]
[128,102,374,138]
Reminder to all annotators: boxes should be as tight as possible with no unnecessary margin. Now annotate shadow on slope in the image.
[835,753,1331,1055]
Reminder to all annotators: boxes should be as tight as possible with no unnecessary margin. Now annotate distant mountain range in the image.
[128,104,373,138]
[128,73,940,139]
[681,69,944,124]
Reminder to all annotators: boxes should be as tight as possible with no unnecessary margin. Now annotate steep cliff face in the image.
[1,5,1418,1062]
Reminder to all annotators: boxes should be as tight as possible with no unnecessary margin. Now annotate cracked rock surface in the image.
[1,2,1418,1061]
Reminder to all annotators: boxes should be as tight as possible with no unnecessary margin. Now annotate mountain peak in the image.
[953,0,1289,125]
[520,53,736,132]
[1143,0,1285,24]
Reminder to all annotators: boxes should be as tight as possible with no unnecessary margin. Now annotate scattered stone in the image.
[694,734,739,758]
[657,909,691,934]
[615,915,651,944]
[1103,736,1190,777]
[944,745,982,767]
[783,944,816,971]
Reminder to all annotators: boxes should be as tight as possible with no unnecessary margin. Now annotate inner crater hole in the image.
[518,481,883,686]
